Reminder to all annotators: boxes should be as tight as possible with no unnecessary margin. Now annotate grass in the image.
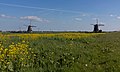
[1,32,120,72]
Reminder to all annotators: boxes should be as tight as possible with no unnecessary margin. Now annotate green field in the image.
[0,32,120,72]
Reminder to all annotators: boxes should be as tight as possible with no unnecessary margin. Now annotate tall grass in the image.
[1,32,120,72]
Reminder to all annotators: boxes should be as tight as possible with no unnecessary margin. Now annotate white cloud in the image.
[99,22,105,24]
[110,14,114,17]
[81,14,86,16]
[109,14,117,17]
[117,16,120,19]
[20,16,42,21]
[92,18,99,20]
[81,13,90,17]
[20,16,49,22]
[0,14,16,18]
[43,19,50,23]
[75,18,82,21]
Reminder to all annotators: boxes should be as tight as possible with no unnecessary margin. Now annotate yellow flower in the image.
[22,40,25,43]
[12,42,14,44]
[21,58,24,61]
[5,48,8,51]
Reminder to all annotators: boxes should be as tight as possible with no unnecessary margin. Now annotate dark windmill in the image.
[91,19,104,32]
[25,20,36,33]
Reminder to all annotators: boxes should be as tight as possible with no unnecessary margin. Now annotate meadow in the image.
[0,32,120,72]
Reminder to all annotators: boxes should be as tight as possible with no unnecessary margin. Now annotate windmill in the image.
[24,19,36,33]
[91,19,104,32]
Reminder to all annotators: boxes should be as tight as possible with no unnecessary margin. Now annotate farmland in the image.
[0,32,120,72]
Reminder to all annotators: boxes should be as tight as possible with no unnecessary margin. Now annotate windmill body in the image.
[27,25,36,33]
[93,24,99,32]
[25,20,37,33]
[91,19,104,32]
[27,25,32,33]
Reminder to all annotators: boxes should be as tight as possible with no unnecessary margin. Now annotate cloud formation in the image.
[0,14,16,18]
[99,22,105,24]
[92,18,99,20]
[109,14,117,17]
[117,16,120,19]
[75,18,82,21]
[110,14,114,17]
[81,13,89,17]
[20,16,49,22]
[0,3,81,14]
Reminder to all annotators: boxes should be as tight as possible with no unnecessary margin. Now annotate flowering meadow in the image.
[1,32,120,72]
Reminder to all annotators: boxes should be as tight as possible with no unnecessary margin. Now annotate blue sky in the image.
[0,0,120,31]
